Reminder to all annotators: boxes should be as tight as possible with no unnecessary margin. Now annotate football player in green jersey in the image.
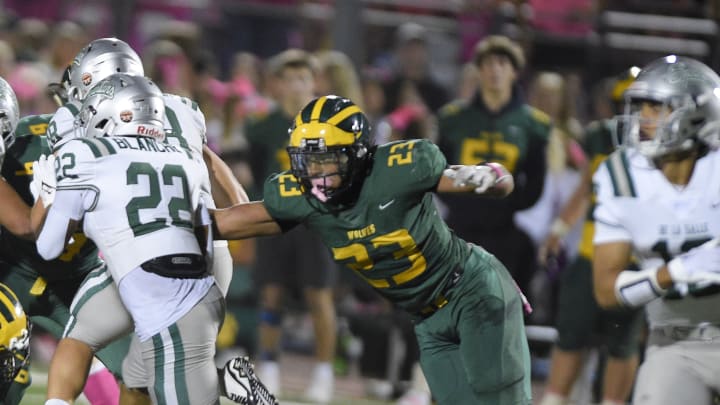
[214,95,533,405]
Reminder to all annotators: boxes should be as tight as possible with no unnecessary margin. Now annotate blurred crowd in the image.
[2,0,719,403]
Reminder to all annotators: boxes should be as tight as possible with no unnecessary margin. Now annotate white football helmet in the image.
[78,73,165,140]
[0,77,19,152]
[69,38,144,101]
[619,55,720,158]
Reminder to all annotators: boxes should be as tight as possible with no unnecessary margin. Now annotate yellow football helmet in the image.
[0,283,30,389]
[287,95,372,205]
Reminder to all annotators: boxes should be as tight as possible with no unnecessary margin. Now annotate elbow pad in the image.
[614,267,667,307]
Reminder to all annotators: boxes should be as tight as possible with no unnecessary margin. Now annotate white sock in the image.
[45,400,70,405]
[539,392,569,405]
[314,362,333,380]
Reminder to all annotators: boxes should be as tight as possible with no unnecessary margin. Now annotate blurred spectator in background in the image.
[244,48,338,404]
[315,49,364,109]
[382,22,449,114]
[437,35,550,296]
[143,38,194,97]
[517,71,587,326]
[538,68,644,405]
[456,61,480,101]
[45,21,86,78]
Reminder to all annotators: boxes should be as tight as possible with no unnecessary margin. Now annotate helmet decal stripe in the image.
[0,284,19,311]
[294,114,304,129]
[310,96,328,121]
[0,295,14,324]
[327,105,362,127]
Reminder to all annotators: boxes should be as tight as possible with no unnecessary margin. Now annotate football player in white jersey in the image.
[39,39,264,405]
[36,74,224,405]
[593,55,720,405]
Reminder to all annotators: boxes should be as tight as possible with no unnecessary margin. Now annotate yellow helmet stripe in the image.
[327,105,362,127]
[0,284,18,311]
[310,96,328,121]
[0,293,15,325]
[294,113,304,129]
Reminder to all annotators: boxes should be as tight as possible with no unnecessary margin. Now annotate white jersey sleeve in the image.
[47,102,83,151]
[162,94,207,156]
[162,93,215,208]
[592,155,633,245]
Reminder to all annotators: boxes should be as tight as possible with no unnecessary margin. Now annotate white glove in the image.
[667,239,720,284]
[443,165,497,194]
[30,154,57,208]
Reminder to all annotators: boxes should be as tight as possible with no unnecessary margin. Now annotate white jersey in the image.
[54,135,207,282]
[593,147,720,328]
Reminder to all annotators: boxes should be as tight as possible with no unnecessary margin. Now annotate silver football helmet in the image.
[619,55,720,158]
[69,38,144,101]
[78,73,165,140]
[0,77,19,152]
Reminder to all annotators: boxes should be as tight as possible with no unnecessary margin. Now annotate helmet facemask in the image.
[288,139,366,204]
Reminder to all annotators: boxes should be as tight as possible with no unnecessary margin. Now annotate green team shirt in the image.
[0,114,101,282]
[577,119,616,260]
[263,139,474,312]
[245,108,293,199]
[436,94,551,233]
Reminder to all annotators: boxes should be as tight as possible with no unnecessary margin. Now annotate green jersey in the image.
[245,108,293,199]
[436,92,551,233]
[576,119,616,260]
[263,139,474,313]
[0,114,101,282]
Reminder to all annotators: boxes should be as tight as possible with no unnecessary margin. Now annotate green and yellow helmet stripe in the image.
[0,283,26,351]
[290,95,364,148]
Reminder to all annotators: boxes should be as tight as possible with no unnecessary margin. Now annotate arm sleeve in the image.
[36,188,89,259]
[592,163,632,244]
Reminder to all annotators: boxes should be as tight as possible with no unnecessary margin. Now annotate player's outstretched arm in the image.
[212,201,283,240]
[438,162,514,197]
[203,144,249,207]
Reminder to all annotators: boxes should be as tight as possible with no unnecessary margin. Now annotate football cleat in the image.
[221,356,279,405]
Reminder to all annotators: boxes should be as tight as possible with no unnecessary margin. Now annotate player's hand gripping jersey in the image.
[263,139,471,313]
[593,147,720,327]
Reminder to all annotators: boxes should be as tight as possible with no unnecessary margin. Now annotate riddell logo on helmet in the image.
[120,110,133,122]
[137,125,163,139]
[82,73,92,86]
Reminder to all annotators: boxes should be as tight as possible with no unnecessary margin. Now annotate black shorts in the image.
[253,225,337,289]
[555,255,645,358]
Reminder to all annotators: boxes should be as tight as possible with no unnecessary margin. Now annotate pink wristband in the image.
[484,162,506,183]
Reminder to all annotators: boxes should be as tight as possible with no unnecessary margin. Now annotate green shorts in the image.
[414,246,532,405]
[555,256,644,358]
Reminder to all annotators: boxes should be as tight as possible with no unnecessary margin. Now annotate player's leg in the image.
[46,265,133,403]
[456,251,532,404]
[253,234,290,394]
[142,285,224,405]
[297,228,338,403]
[541,257,598,404]
[601,307,643,403]
[632,343,713,405]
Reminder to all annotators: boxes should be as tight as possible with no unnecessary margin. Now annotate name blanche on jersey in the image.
[109,136,181,153]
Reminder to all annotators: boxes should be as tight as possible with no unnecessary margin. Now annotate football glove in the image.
[667,238,720,284]
[30,154,57,208]
[220,356,279,405]
[443,165,497,194]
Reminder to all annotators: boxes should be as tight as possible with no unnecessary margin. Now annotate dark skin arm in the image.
[202,144,249,208]
[212,201,283,240]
